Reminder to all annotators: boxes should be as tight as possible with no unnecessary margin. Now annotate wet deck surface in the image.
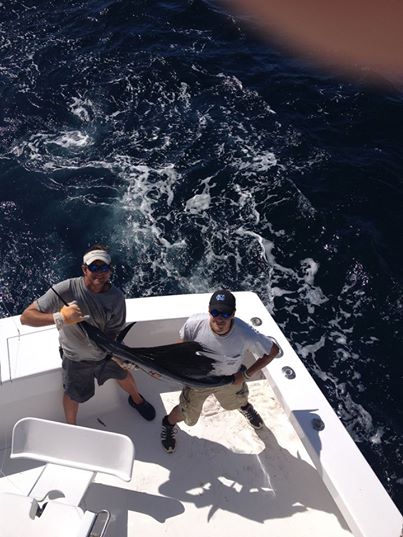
[0,378,352,537]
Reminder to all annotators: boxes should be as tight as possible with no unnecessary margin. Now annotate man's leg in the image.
[115,371,156,421]
[216,382,263,430]
[63,393,79,425]
[166,404,184,425]
[116,372,143,404]
[161,387,210,453]
[61,357,94,426]
[96,359,155,421]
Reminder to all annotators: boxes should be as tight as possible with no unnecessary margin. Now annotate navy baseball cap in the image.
[209,290,236,314]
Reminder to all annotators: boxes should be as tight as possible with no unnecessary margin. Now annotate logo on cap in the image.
[216,294,225,301]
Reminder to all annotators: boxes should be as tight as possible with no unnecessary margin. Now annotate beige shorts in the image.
[179,382,249,426]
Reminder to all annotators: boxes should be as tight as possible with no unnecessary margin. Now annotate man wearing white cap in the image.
[21,244,155,425]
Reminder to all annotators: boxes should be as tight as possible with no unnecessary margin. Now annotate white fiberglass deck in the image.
[0,292,401,537]
[0,376,351,537]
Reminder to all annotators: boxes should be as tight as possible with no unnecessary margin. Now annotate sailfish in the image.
[81,321,234,388]
[51,287,234,388]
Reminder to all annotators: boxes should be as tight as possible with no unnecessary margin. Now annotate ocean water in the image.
[0,0,402,510]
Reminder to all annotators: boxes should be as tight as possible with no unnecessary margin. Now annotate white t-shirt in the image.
[179,313,274,376]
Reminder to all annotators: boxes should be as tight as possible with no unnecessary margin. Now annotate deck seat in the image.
[0,493,95,537]
[0,417,135,537]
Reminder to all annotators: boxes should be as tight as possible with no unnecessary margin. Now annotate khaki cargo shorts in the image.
[179,382,249,426]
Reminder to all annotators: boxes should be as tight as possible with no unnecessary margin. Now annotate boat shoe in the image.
[128,395,156,421]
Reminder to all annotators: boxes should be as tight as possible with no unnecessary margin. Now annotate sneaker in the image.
[239,403,263,430]
[161,416,177,453]
[128,395,156,421]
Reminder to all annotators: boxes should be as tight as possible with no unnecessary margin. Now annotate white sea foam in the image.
[369,428,384,445]
[51,131,92,149]
[10,128,96,173]
[185,175,214,214]
[69,97,94,122]
[298,337,327,363]
[1,3,394,488]
[185,192,211,213]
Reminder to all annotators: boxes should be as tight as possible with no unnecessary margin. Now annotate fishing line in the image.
[0,291,45,493]
[0,292,23,400]
[50,286,68,306]
[0,296,21,336]
[0,433,27,496]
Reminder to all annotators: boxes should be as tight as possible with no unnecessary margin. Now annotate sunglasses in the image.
[86,263,111,273]
[210,309,233,319]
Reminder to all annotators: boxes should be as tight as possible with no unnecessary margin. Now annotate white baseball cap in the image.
[83,250,111,265]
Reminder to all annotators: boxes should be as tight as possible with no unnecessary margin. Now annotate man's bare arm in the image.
[20,303,55,327]
[20,302,86,327]
[233,343,280,384]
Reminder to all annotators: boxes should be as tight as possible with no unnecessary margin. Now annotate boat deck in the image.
[0,374,352,537]
[1,292,400,537]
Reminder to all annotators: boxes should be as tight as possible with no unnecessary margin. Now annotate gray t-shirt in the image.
[36,277,126,362]
[179,313,274,375]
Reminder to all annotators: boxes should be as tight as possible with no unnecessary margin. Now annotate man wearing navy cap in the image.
[21,244,155,425]
[161,289,280,453]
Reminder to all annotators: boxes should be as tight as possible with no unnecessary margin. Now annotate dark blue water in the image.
[0,0,402,510]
